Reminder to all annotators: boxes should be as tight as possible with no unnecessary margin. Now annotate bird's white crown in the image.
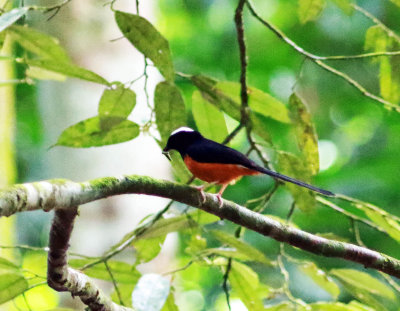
[171,127,195,136]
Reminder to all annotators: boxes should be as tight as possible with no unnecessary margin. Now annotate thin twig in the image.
[222,258,232,311]
[104,261,125,306]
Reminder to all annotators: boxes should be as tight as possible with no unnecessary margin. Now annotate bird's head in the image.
[163,127,203,160]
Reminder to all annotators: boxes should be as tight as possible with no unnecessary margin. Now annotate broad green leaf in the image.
[8,25,70,61]
[265,302,294,310]
[98,85,136,129]
[211,230,272,265]
[0,273,28,304]
[298,0,326,24]
[139,210,219,240]
[134,235,166,264]
[56,117,139,148]
[0,257,19,272]
[170,151,192,182]
[365,209,400,242]
[161,292,179,311]
[365,26,388,53]
[23,59,109,85]
[115,11,174,81]
[330,0,354,15]
[289,93,319,175]
[191,90,228,143]
[278,151,316,211]
[229,261,267,311]
[185,233,207,255]
[70,259,141,284]
[154,81,186,145]
[330,269,395,301]
[299,262,339,299]
[388,0,400,8]
[216,81,291,123]
[132,274,170,311]
[111,283,135,306]
[304,301,374,310]
[0,7,29,33]
[26,65,66,81]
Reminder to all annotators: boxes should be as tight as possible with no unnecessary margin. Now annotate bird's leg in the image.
[216,184,228,208]
[194,184,207,204]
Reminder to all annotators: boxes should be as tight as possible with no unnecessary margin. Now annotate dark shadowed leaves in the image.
[115,11,174,81]
[98,85,136,130]
[289,93,319,175]
[56,116,139,148]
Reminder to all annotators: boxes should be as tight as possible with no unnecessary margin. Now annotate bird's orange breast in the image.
[184,155,260,184]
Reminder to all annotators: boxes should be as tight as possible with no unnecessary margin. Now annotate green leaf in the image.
[388,0,400,8]
[111,283,134,306]
[229,261,268,311]
[161,292,179,311]
[170,151,192,182]
[298,262,340,299]
[330,269,396,301]
[23,58,109,85]
[304,301,374,310]
[265,302,294,310]
[278,151,316,212]
[298,0,326,24]
[132,274,170,311]
[139,210,219,239]
[134,235,166,264]
[365,209,400,243]
[56,116,140,148]
[211,230,272,265]
[0,273,28,304]
[191,90,228,143]
[69,259,141,284]
[200,247,251,261]
[364,26,388,53]
[8,25,70,61]
[0,7,29,33]
[185,233,207,255]
[289,93,319,175]
[330,0,354,15]
[0,257,19,272]
[154,81,186,144]
[115,11,174,81]
[98,85,136,129]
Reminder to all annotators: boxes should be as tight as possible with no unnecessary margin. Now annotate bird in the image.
[162,127,334,205]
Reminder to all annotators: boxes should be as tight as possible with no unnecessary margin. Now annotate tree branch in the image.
[1,175,400,279]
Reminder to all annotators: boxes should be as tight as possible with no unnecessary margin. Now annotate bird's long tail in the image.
[255,166,335,197]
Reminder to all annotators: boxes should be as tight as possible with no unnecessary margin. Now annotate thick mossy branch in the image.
[47,206,133,311]
[1,174,400,278]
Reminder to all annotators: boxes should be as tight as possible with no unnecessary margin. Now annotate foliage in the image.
[0,0,400,310]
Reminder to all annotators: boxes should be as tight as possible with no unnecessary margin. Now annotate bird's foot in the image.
[215,193,223,208]
[194,185,206,204]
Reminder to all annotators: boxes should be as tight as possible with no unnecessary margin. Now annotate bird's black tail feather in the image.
[255,166,335,197]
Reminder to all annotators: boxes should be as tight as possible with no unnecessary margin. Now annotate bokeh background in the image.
[1,0,400,309]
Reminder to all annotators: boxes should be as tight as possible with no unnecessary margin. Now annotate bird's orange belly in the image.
[184,156,260,184]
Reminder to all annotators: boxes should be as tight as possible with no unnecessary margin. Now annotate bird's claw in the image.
[216,193,223,208]
[194,185,207,204]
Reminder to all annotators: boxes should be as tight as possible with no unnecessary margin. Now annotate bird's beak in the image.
[162,149,171,161]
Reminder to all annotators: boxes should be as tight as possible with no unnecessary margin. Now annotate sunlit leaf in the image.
[0,7,29,33]
[115,11,174,81]
[298,0,326,24]
[154,81,186,145]
[278,151,316,211]
[23,59,110,85]
[111,283,134,306]
[299,262,340,299]
[26,66,66,81]
[185,233,207,255]
[229,261,268,311]
[0,257,19,272]
[289,93,319,175]
[98,85,136,130]
[134,235,166,264]
[70,259,141,284]
[132,274,170,311]
[365,209,400,242]
[200,247,251,261]
[8,25,70,61]
[161,292,179,311]
[0,273,28,304]
[192,90,228,143]
[330,268,395,301]
[211,230,272,265]
[330,0,354,15]
[304,301,374,310]
[388,0,400,8]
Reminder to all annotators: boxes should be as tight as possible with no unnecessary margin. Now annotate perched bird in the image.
[163,127,334,205]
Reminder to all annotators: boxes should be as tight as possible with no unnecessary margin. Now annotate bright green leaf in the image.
[299,262,340,299]
[298,0,326,24]
[200,247,251,261]
[0,273,28,304]
[115,11,174,81]
[388,0,400,8]
[98,85,136,129]
[154,81,186,144]
[161,292,179,311]
[304,301,374,310]
[0,7,29,33]
[265,302,294,310]
[211,230,272,265]
[278,151,316,211]
[330,0,354,15]
[26,65,67,81]
[56,116,140,148]
[330,268,396,301]
[364,26,388,53]
[111,283,134,306]
[8,25,70,61]
[69,259,141,284]
[289,93,319,175]
[132,274,170,311]
[23,59,109,85]
[0,257,19,272]
[185,233,207,255]
[134,235,166,264]
[192,90,228,143]
[365,209,400,243]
